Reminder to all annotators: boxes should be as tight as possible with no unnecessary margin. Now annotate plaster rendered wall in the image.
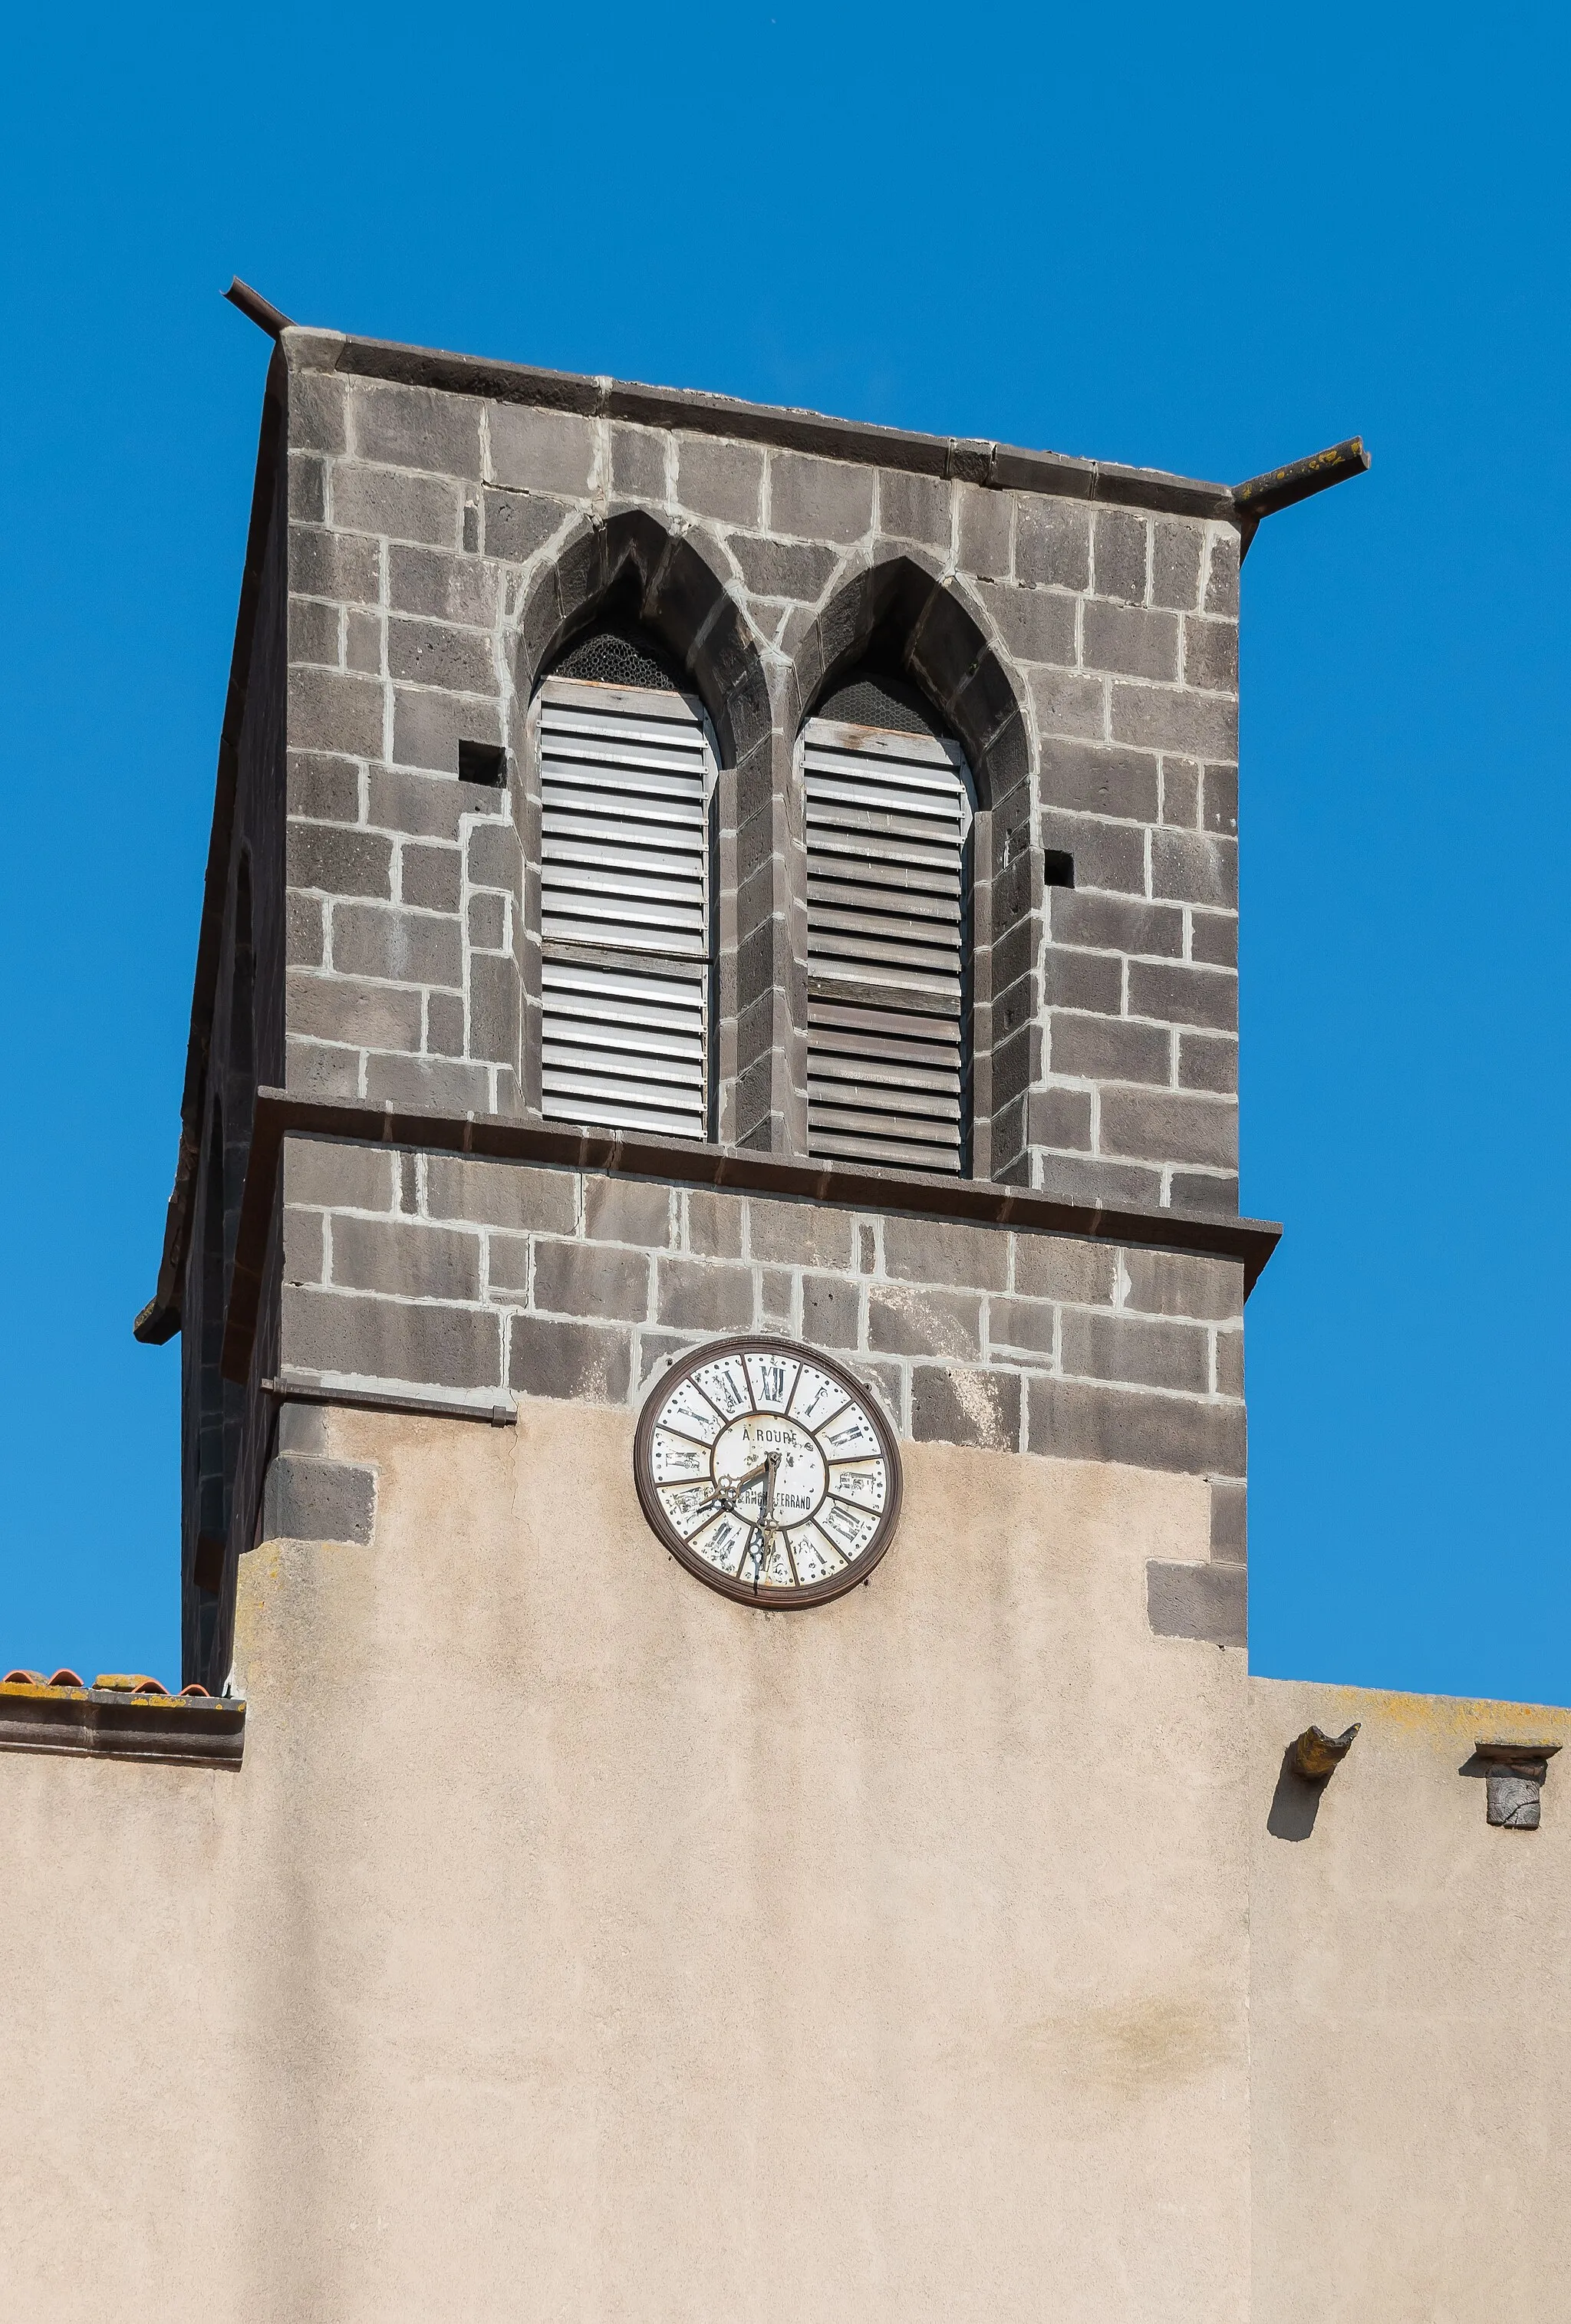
[1,1406,1248,2323]
[1250,1677,1571,2324]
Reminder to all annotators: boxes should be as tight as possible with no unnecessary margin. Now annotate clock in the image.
[634,1335,902,1607]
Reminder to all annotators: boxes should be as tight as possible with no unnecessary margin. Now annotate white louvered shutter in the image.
[802,716,973,1174]
[537,675,715,1140]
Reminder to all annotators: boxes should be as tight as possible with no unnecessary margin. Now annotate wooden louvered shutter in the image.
[802,716,973,1174]
[537,674,715,1140]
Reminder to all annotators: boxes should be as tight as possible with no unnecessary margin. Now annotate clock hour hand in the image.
[749,1451,781,1585]
[694,1459,769,1519]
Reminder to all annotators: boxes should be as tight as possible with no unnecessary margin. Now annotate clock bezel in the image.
[634,1334,904,1609]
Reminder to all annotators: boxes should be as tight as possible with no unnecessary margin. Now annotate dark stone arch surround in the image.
[510,510,776,1145]
[784,551,1039,1183]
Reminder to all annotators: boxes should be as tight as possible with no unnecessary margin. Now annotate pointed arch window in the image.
[801,672,973,1174]
[534,627,717,1141]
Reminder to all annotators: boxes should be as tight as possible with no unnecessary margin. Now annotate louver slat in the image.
[804,721,970,1174]
[539,679,713,1141]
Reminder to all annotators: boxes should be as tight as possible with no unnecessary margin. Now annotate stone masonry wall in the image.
[279,332,1241,1213]
[275,1134,1247,1639]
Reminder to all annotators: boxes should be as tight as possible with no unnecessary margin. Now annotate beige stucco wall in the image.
[1250,1677,1571,2324]
[1,1400,1247,2322]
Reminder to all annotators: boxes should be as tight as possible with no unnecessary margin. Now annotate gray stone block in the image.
[289,594,341,668]
[289,372,349,456]
[1100,1087,1235,1169]
[466,821,523,897]
[881,1215,1009,1293]
[1151,522,1204,611]
[1168,1169,1240,1216]
[333,903,462,989]
[288,822,392,900]
[868,1282,983,1361]
[768,451,874,544]
[1178,1033,1238,1095]
[1092,509,1148,604]
[1039,810,1145,896]
[878,467,950,549]
[726,535,838,602]
[361,1052,492,1111]
[1048,889,1184,960]
[801,1273,861,1350]
[611,425,667,500]
[1082,601,1180,683]
[387,545,499,627]
[331,1215,482,1302]
[1060,1308,1210,1395]
[347,611,383,675]
[290,524,381,608]
[956,485,1011,580]
[1028,667,1105,742]
[284,1038,361,1099]
[978,583,1076,667]
[744,1195,848,1267]
[677,436,764,527]
[284,1135,399,1213]
[635,1329,708,1391]
[1119,1251,1243,1330]
[684,1190,744,1259]
[488,403,597,495]
[425,991,466,1057]
[1202,764,1238,837]
[388,617,496,696]
[391,686,505,777]
[426,1155,576,1234]
[367,766,476,841]
[1191,910,1238,968]
[509,1314,631,1405]
[1151,829,1238,910]
[263,1453,376,1547]
[286,970,422,1054]
[1016,499,1090,592]
[1210,1476,1247,1564]
[289,451,326,522]
[1204,532,1240,617]
[1042,948,1122,1015]
[282,1206,325,1287]
[911,1364,1021,1452]
[469,955,518,1068]
[1111,682,1237,761]
[1028,1375,1245,1477]
[467,891,508,950]
[1048,1010,1171,1087]
[400,844,462,914]
[1025,1085,1094,1151]
[1160,759,1200,828]
[655,1257,755,1332]
[1183,616,1238,696]
[350,383,483,480]
[1012,1233,1112,1307]
[1035,1153,1165,1210]
[331,465,463,549]
[986,1295,1057,1360]
[534,1238,650,1322]
[486,1232,531,1296]
[584,1177,673,1248]
[284,1285,503,1390]
[1215,1326,1244,1399]
[1128,960,1238,1032]
[758,1267,793,1325]
[1147,1558,1247,1647]
[482,486,571,565]
[275,1402,329,1455]
[288,667,385,760]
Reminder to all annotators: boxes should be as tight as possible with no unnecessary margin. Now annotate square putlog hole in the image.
[459,740,508,785]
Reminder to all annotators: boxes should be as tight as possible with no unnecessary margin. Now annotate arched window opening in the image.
[801,668,973,1174]
[535,624,717,1141]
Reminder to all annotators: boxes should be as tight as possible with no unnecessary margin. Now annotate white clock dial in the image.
[634,1336,902,1607]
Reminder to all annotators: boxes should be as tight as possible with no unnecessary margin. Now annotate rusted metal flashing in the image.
[264,1375,517,1427]
[219,1087,1280,1390]
[224,276,295,340]
[1235,436,1370,560]
[0,1680,245,1767]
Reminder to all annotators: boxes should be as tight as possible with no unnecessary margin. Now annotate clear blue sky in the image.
[1,5,1565,1701]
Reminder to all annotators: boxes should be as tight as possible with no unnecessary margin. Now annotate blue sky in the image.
[1,4,1566,1700]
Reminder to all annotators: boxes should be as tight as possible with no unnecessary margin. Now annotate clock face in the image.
[634,1336,902,1607]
